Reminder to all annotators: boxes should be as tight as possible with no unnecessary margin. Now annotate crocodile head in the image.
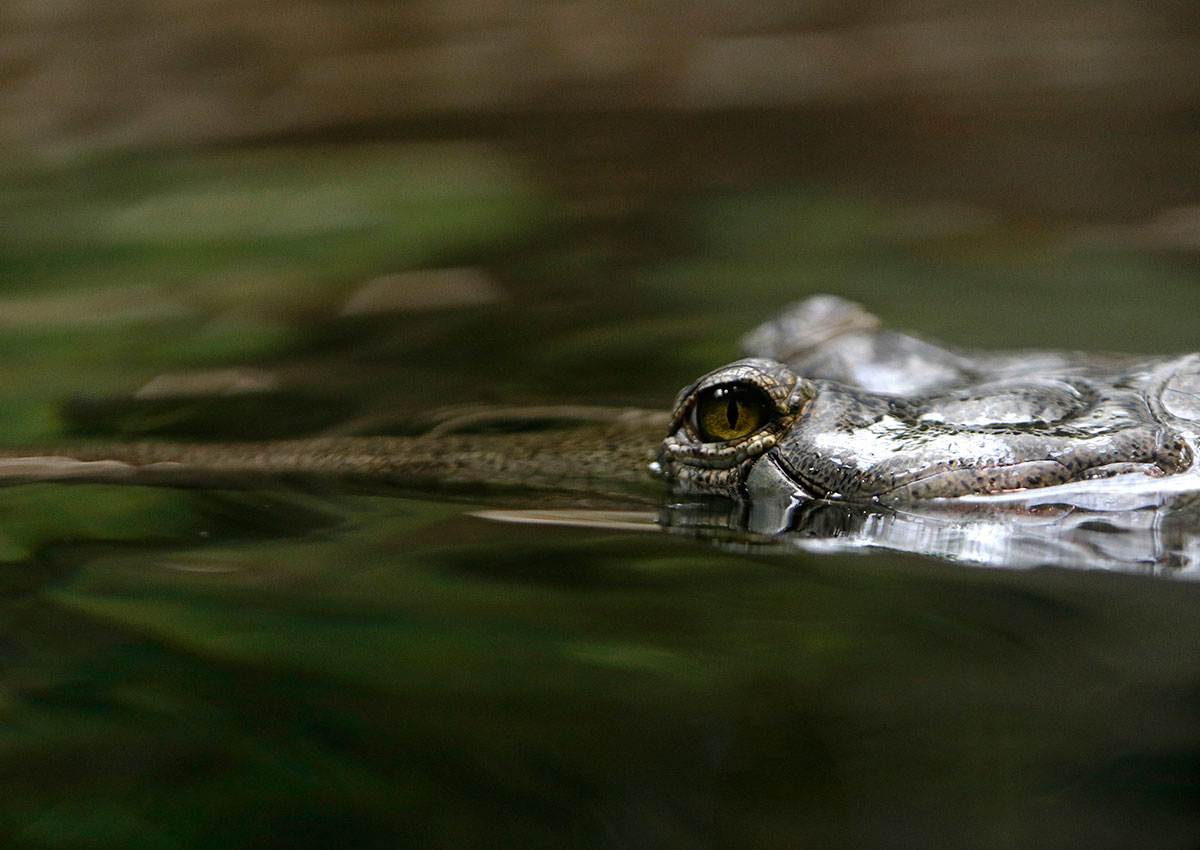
[655,358,1191,503]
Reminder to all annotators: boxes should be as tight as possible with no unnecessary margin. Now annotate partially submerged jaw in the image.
[659,359,1198,505]
[655,358,813,497]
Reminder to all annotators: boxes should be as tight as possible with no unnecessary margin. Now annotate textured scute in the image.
[664,298,1200,502]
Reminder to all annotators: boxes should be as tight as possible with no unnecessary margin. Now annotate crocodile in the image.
[3,294,1200,517]
[656,296,1200,504]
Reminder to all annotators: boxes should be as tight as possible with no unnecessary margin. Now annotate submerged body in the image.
[658,296,1200,503]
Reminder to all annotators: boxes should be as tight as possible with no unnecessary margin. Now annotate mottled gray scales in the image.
[660,296,1200,503]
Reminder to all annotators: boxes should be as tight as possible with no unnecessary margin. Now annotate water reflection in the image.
[662,496,1200,576]
[481,480,1200,576]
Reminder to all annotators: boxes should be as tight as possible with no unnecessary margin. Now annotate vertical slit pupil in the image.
[726,399,738,428]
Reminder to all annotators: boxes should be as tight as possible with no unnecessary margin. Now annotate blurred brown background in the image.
[2,0,1198,146]
[0,7,1185,135]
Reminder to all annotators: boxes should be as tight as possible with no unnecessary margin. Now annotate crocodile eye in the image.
[690,383,773,443]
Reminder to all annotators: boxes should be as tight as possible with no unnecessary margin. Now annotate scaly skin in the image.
[6,297,1199,507]
[0,417,667,497]
[659,297,1200,503]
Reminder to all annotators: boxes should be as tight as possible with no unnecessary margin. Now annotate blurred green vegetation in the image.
[0,144,541,300]
[646,189,1200,353]
[1,141,1197,442]
[0,144,547,441]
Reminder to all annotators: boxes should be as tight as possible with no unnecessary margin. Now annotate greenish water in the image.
[2,118,1200,848]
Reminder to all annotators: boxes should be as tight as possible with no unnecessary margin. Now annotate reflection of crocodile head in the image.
[476,489,1200,574]
[657,493,1200,576]
[656,296,1200,503]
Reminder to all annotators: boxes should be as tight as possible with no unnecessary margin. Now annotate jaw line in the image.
[744,453,812,534]
[745,452,810,498]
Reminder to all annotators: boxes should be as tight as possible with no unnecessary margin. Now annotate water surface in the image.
[1,115,1200,848]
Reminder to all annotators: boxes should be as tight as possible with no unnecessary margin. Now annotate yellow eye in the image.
[690,384,772,443]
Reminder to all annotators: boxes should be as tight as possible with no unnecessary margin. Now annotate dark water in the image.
[7,488,1200,849]
[2,111,1200,848]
